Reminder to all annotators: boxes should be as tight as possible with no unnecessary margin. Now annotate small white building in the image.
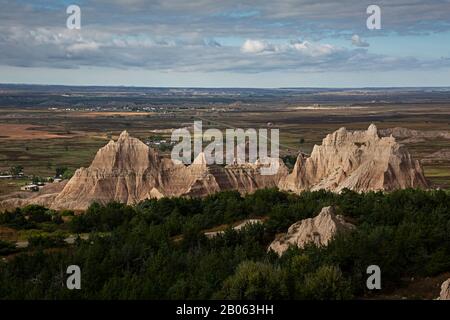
[21,184,39,192]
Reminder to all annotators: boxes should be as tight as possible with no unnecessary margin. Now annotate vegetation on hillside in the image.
[0,188,449,299]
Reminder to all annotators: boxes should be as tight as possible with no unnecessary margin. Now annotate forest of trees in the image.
[0,188,449,299]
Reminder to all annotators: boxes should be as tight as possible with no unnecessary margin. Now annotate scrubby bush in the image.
[28,234,65,249]
[0,240,17,255]
[218,261,288,299]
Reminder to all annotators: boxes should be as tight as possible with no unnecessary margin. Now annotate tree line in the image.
[0,188,449,299]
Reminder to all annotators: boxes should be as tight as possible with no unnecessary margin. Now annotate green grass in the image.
[0,136,107,177]
[0,179,27,196]
[424,166,450,189]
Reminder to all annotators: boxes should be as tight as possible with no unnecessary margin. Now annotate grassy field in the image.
[0,135,108,176]
[0,179,28,196]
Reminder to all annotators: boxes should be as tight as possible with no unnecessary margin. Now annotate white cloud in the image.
[0,24,447,75]
[290,40,338,57]
[351,34,369,48]
[241,39,274,53]
[241,39,339,57]
[67,42,100,53]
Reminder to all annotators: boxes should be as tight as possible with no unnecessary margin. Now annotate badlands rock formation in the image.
[422,149,450,164]
[439,278,450,300]
[379,127,450,141]
[268,206,354,255]
[204,219,262,238]
[44,131,285,210]
[279,124,429,193]
[0,124,428,212]
[0,181,67,213]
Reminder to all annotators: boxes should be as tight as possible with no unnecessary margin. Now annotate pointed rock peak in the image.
[268,205,354,255]
[439,278,450,300]
[118,130,130,140]
[326,127,347,143]
[297,152,308,160]
[149,187,164,199]
[317,205,336,217]
[193,152,208,165]
[367,123,378,136]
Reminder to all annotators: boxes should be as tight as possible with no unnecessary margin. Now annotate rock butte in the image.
[268,206,355,255]
[278,124,428,192]
[439,278,450,300]
[0,124,429,212]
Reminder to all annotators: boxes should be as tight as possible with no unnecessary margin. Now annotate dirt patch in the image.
[0,226,19,241]
[0,124,74,140]
[365,272,450,300]
[72,111,154,118]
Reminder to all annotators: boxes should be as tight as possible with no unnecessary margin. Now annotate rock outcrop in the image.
[0,125,429,212]
[379,127,450,140]
[439,279,450,300]
[279,124,429,193]
[205,219,263,238]
[422,149,450,164]
[268,206,354,255]
[0,181,67,213]
[47,131,286,210]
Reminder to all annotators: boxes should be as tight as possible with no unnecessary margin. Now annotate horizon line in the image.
[1,82,450,90]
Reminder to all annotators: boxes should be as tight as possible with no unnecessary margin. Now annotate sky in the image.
[1,0,450,88]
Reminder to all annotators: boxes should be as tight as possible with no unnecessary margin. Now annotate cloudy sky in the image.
[1,0,450,87]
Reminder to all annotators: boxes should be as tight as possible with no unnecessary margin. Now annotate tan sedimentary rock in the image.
[48,132,285,210]
[51,131,165,209]
[379,127,450,140]
[0,125,428,212]
[204,219,263,238]
[50,133,203,209]
[0,181,67,212]
[279,124,429,193]
[268,206,354,255]
[439,279,450,300]
[422,149,450,164]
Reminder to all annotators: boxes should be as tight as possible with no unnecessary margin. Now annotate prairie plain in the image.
[0,85,449,194]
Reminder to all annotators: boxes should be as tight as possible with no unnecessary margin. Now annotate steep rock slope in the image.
[49,131,285,210]
[439,279,450,300]
[268,206,354,255]
[0,181,67,213]
[0,125,428,212]
[279,124,428,193]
